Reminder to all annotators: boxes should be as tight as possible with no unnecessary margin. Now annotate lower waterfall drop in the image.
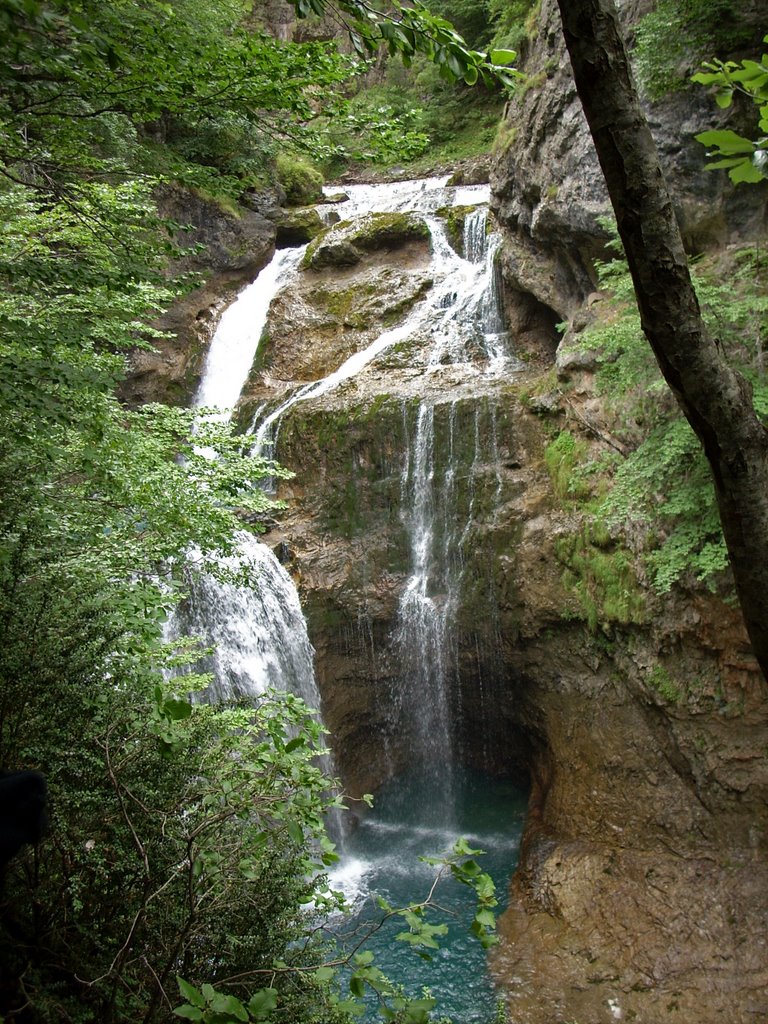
[169,531,319,708]
[391,403,459,820]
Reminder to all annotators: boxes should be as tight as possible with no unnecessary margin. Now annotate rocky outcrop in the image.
[258,306,768,1021]
[120,186,275,407]
[235,214,433,422]
[490,0,768,327]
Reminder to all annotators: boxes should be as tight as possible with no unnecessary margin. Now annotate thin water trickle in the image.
[394,404,456,818]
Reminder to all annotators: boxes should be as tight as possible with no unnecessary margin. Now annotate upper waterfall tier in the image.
[228,176,522,447]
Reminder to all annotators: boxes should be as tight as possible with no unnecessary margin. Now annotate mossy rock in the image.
[347,212,430,252]
[303,237,363,270]
[436,204,485,258]
[446,160,490,186]
[275,153,324,206]
[274,207,326,247]
[301,212,430,271]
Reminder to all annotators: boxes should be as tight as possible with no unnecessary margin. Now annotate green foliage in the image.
[647,665,683,704]
[602,419,730,594]
[290,0,523,91]
[633,0,754,99]
[544,430,590,500]
[0,0,441,202]
[693,38,768,184]
[486,0,539,54]
[555,521,645,632]
[554,231,768,597]
[171,837,500,1024]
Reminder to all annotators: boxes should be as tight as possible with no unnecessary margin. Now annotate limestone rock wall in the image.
[485,4,768,1018]
[490,0,768,337]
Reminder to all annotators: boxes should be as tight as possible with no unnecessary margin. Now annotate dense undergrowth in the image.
[543,237,768,630]
[0,2,504,1021]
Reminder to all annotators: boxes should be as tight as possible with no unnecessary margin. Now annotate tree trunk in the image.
[555,0,768,681]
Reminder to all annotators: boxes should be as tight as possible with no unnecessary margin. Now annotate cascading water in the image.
[195,246,308,417]
[251,178,522,449]
[167,239,320,715]
[173,176,527,1022]
[170,533,318,706]
[392,403,457,817]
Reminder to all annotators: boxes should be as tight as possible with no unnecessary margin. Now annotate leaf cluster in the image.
[693,38,768,184]
[290,0,522,90]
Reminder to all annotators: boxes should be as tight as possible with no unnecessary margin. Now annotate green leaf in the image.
[286,820,304,844]
[349,975,366,998]
[213,994,248,1021]
[474,908,497,928]
[164,698,192,720]
[177,979,206,1008]
[695,129,755,155]
[173,1007,204,1021]
[248,988,278,1019]
[490,48,517,66]
[731,160,765,184]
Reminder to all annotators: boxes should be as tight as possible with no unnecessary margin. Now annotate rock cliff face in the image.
[490,0,768,337]
[485,3,768,1020]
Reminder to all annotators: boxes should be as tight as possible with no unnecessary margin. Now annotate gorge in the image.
[158,144,768,1023]
[140,4,768,1016]
[3,0,766,1020]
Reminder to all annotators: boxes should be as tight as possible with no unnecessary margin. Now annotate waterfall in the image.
[390,403,463,818]
[241,179,521,804]
[174,175,520,804]
[168,241,321,716]
[171,533,318,707]
[463,207,489,264]
[195,246,307,421]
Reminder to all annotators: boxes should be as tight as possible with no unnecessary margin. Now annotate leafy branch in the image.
[693,37,768,183]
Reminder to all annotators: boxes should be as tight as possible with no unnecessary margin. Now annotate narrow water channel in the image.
[331,769,528,1022]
